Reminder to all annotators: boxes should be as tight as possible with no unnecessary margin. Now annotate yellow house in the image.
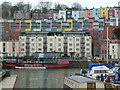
[64,19,73,31]
[100,7,108,19]
[25,20,31,32]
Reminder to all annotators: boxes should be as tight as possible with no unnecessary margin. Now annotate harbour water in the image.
[10,69,80,88]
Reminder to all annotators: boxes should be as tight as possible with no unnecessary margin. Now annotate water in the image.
[10,69,80,88]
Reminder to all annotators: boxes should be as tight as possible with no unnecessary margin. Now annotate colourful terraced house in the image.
[100,7,108,19]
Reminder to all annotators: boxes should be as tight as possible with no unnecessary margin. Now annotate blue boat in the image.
[88,63,104,70]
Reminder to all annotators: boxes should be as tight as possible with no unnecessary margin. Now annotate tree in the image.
[16,2,31,12]
[10,6,19,17]
[1,2,12,19]
[54,3,68,10]
[36,1,52,10]
[71,2,82,9]
[54,3,62,10]
[114,28,120,39]
[60,4,68,10]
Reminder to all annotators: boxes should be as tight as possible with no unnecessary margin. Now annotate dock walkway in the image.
[0,74,17,90]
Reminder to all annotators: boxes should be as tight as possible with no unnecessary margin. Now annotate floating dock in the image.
[0,71,17,90]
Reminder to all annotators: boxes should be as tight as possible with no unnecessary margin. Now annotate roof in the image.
[67,75,98,83]
[92,66,109,70]
[88,63,104,70]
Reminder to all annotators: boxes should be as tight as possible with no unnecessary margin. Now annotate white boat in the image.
[107,67,119,74]
[87,65,110,79]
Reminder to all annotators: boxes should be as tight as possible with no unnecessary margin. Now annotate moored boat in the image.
[3,60,70,69]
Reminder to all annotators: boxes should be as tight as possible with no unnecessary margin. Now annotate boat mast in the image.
[106,27,108,64]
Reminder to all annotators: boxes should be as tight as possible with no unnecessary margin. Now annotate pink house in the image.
[86,9,93,18]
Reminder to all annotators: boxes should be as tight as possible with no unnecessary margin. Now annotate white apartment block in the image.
[19,32,92,58]
[72,11,80,21]
[109,41,120,59]
[105,17,119,26]
[59,11,66,21]
[0,41,20,57]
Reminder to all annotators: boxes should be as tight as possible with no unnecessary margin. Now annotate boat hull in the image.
[3,63,69,69]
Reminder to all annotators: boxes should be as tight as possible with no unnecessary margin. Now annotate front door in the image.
[87,82,96,90]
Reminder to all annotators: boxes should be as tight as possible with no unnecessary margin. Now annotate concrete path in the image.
[0,74,17,90]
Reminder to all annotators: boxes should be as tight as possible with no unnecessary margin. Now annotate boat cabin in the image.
[88,66,110,79]
[64,75,105,89]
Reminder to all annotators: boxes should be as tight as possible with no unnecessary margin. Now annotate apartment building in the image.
[14,11,31,19]
[0,41,19,57]
[19,32,92,58]
[105,17,119,26]
[109,40,120,59]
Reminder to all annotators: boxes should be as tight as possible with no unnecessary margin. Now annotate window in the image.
[69,38,72,41]
[86,39,89,41]
[67,12,71,14]
[112,50,114,54]
[109,12,113,15]
[86,48,90,51]
[21,39,24,41]
[3,43,5,46]
[31,48,34,51]
[58,39,61,41]
[69,48,72,51]
[31,43,34,46]
[22,43,24,46]
[58,48,61,51]
[13,48,15,52]
[50,48,53,51]
[38,48,42,51]
[6,31,9,33]
[87,82,96,90]
[58,43,61,46]
[60,12,64,14]
[39,43,41,46]
[76,39,79,41]
[3,48,5,52]
[50,43,53,46]
[39,39,41,41]
[21,48,24,51]
[69,43,72,46]
[86,43,90,46]
[76,43,79,46]
[31,39,34,41]
[76,48,79,51]
[112,46,114,49]
[50,38,53,41]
